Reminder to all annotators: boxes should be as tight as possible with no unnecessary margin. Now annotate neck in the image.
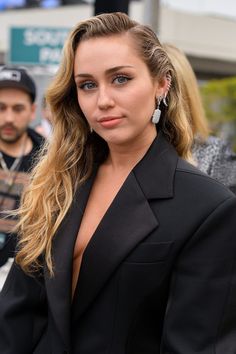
[106,131,157,173]
[0,133,32,158]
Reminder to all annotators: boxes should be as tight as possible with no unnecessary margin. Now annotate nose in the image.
[4,108,14,123]
[97,86,115,110]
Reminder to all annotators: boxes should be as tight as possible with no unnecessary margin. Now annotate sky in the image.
[162,0,236,20]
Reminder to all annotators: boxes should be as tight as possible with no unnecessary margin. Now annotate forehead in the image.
[74,33,144,72]
[0,88,31,104]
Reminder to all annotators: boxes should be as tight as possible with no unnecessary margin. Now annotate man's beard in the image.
[0,124,27,144]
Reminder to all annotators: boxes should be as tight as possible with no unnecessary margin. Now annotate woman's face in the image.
[74,33,165,147]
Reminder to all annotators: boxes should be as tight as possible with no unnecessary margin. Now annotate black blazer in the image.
[0,132,236,354]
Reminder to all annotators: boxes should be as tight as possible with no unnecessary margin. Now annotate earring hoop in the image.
[163,73,172,107]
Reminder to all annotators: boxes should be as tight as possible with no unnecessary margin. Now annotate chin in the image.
[106,135,136,148]
[1,135,19,144]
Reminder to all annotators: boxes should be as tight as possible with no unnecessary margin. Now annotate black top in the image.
[0,132,235,353]
[0,128,44,266]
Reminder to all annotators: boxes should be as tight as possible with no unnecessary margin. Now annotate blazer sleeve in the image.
[0,261,48,354]
[162,195,236,354]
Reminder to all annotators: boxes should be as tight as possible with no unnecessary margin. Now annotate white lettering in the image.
[39,47,62,63]
[24,29,35,46]
[23,28,69,47]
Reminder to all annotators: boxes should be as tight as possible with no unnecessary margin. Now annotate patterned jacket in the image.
[192,135,236,193]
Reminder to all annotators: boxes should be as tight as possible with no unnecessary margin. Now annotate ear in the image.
[30,103,37,122]
[155,75,171,98]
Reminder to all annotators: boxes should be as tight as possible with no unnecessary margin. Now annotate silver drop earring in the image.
[152,96,162,124]
[163,93,168,107]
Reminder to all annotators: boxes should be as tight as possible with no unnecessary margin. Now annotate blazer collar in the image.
[72,132,178,317]
[44,131,178,348]
[133,130,178,199]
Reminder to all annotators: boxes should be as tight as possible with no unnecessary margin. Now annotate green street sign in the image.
[9,27,70,65]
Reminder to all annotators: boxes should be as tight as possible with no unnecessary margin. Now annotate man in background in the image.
[0,66,44,288]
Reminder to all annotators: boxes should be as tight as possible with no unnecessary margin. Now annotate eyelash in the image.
[113,74,131,84]
[78,81,95,90]
[78,74,132,91]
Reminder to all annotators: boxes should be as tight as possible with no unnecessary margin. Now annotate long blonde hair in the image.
[16,12,193,275]
[163,43,209,140]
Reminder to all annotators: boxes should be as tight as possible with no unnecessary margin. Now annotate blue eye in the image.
[79,81,96,90]
[113,75,130,84]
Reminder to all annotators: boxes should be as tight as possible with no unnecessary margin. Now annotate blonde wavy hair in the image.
[16,12,193,275]
[163,43,209,140]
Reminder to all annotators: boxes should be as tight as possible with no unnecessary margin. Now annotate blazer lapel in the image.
[44,173,95,348]
[72,132,178,320]
[72,171,159,319]
[133,131,178,200]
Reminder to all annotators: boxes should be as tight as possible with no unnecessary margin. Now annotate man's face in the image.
[0,88,36,144]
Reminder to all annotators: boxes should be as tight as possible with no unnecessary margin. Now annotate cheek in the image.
[17,112,32,126]
[77,94,92,120]
[126,89,155,118]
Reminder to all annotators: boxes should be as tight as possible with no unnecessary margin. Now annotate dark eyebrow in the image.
[74,65,134,79]
[0,102,24,107]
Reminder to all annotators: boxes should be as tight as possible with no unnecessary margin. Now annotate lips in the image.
[98,116,121,122]
[1,126,16,135]
[98,116,123,129]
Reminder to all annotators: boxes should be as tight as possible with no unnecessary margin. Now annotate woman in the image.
[0,12,235,354]
[164,43,236,192]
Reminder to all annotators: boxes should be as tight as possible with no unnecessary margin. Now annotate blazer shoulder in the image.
[176,157,235,200]
[177,158,205,176]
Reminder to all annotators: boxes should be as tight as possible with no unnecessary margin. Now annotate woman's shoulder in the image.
[193,135,227,151]
[192,135,227,167]
[202,135,235,158]
[175,156,235,201]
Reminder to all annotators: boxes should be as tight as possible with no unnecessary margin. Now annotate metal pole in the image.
[143,0,160,34]
[94,0,130,15]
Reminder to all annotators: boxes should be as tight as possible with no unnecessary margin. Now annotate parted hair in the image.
[16,12,193,275]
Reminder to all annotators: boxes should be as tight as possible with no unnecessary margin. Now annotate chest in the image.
[72,170,129,296]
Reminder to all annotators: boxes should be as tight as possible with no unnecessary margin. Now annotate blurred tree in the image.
[200,76,236,149]
[200,76,236,125]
